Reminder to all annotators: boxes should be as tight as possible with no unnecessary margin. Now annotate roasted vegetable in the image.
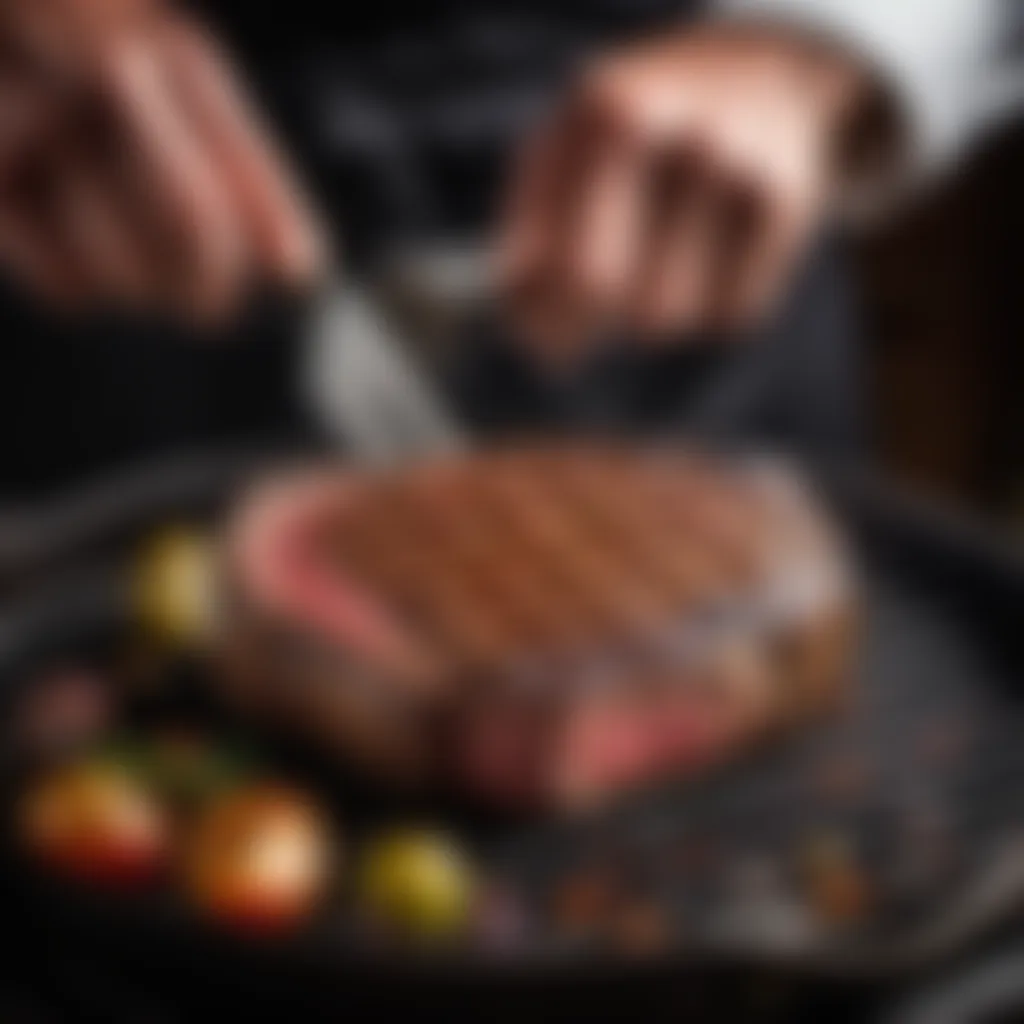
[132,526,216,647]
[183,783,333,935]
[359,829,475,942]
[19,758,170,887]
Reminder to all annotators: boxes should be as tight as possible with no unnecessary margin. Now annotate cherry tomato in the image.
[184,784,333,935]
[19,759,170,888]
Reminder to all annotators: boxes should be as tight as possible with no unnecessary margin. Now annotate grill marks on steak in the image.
[221,447,853,810]
[328,450,775,672]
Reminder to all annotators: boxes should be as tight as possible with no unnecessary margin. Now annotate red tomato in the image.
[184,784,333,935]
[19,760,169,888]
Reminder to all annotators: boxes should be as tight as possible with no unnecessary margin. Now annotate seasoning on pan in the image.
[550,867,617,937]
[608,897,673,956]
[799,830,873,926]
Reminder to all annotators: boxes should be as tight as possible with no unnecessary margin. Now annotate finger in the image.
[0,172,87,307]
[0,209,73,303]
[552,105,648,338]
[717,174,815,328]
[50,153,162,306]
[94,31,247,321]
[629,142,729,341]
[502,89,654,361]
[496,115,570,294]
[711,106,824,327]
[0,74,53,176]
[160,18,324,289]
[499,113,605,362]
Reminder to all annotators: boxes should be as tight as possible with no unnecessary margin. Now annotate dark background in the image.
[858,121,1024,530]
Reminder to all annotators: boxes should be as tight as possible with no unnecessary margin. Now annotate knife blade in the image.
[301,277,469,463]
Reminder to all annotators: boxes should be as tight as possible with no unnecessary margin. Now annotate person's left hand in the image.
[497,26,873,362]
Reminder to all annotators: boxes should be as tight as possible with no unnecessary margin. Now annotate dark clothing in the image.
[0,1,863,499]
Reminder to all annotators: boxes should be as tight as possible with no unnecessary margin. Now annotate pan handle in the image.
[0,447,287,588]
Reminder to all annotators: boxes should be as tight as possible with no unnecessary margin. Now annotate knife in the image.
[301,261,475,464]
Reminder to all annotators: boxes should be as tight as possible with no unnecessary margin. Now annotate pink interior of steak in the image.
[454,645,772,810]
[454,689,733,810]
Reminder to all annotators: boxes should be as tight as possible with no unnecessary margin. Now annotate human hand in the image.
[498,26,871,361]
[0,0,323,321]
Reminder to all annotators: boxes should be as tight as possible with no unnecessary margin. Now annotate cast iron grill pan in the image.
[0,454,1020,998]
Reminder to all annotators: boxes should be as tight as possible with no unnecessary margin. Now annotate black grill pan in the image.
[0,453,1020,1022]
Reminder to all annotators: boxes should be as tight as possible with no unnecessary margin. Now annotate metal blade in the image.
[301,280,468,463]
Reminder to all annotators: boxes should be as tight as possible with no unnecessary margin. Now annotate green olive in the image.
[132,527,216,647]
[360,829,475,942]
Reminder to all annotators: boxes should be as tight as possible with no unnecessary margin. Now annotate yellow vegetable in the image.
[360,829,475,941]
[132,527,216,647]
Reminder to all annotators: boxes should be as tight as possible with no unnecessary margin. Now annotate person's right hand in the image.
[0,0,323,321]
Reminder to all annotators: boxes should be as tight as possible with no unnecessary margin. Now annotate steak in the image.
[215,446,855,812]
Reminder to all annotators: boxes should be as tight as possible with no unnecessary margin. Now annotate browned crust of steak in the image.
[214,446,856,810]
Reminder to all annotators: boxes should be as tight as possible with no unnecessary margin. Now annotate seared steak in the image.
[216,447,854,811]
